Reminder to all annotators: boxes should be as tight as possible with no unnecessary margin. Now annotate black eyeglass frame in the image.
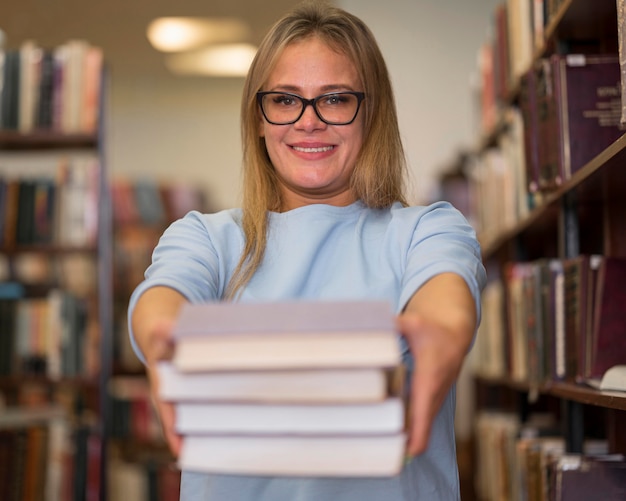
[256,91,366,125]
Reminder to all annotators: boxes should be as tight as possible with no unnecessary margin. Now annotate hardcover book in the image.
[537,55,624,189]
[551,454,626,501]
[165,299,407,478]
[588,256,626,379]
[158,361,398,403]
[175,398,405,435]
[172,300,401,371]
[180,433,406,478]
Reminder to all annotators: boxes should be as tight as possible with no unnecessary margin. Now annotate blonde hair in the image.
[226,0,408,299]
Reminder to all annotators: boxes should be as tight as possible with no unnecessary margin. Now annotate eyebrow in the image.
[268,84,357,94]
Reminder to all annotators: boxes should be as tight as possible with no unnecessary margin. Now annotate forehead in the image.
[264,36,361,90]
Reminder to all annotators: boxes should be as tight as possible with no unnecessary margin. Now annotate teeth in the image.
[292,145,333,153]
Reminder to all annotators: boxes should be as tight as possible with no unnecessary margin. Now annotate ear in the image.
[258,115,265,138]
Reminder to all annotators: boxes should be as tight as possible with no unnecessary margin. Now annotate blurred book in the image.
[172,300,401,372]
[158,361,398,403]
[164,299,407,477]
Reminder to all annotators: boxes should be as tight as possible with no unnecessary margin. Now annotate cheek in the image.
[258,118,266,138]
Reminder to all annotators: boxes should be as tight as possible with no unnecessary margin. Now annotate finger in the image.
[406,369,436,456]
[159,401,182,457]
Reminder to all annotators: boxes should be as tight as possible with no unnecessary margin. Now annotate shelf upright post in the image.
[559,190,584,453]
[97,65,113,501]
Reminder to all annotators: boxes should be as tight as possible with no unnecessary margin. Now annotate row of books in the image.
[519,54,623,193]
[468,107,531,239]
[474,410,626,501]
[0,39,103,134]
[481,0,565,134]
[108,376,163,445]
[111,178,211,374]
[160,300,407,477]
[110,178,209,229]
[475,255,626,388]
[0,154,100,249]
[0,288,98,379]
[107,379,179,500]
[471,53,624,239]
[0,406,100,501]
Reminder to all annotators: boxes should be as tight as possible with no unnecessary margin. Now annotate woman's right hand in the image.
[143,318,181,457]
[131,286,189,457]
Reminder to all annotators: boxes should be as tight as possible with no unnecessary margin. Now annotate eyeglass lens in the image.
[260,92,361,125]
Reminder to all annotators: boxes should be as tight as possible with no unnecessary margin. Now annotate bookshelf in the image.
[106,177,209,500]
[437,0,626,499]
[0,40,112,500]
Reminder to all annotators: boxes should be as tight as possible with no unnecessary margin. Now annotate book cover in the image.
[553,54,624,180]
[563,255,591,382]
[36,51,55,129]
[552,454,626,501]
[175,398,405,435]
[133,179,166,227]
[519,64,541,195]
[18,40,43,134]
[588,256,626,379]
[172,300,400,371]
[0,50,20,130]
[2,178,20,247]
[16,179,36,245]
[81,45,103,134]
[534,54,625,190]
[179,433,406,477]
[158,361,395,403]
[536,58,562,190]
[546,259,565,380]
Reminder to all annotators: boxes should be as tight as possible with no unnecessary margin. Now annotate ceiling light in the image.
[164,43,258,77]
[147,17,251,52]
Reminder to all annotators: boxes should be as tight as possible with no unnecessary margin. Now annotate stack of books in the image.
[158,300,407,477]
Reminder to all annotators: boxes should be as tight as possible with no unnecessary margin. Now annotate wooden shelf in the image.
[0,130,98,149]
[476,376,626,412]
[0,244,98,255]
[481,132,626,260]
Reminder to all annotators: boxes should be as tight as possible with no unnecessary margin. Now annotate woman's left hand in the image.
[397,311,470,457]
[396,273,477,458]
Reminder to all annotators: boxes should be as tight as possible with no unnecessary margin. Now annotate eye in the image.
[272,94,299,106]
[323,93,349,106]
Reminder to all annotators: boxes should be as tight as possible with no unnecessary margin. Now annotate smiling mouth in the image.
[291,145,334,153]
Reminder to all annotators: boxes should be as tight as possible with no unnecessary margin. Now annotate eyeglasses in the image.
[256,91,365,125]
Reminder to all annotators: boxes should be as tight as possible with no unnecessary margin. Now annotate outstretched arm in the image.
[131,285,189,456]
[396,272,477,457]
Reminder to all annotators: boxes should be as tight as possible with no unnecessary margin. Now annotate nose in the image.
[294,102,326,131]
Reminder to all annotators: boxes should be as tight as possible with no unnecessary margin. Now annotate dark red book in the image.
[535,58,562,191]
[551,454,626,501]
[588,256,626,379]
[519,64,541,196]
[562,255,595,382]
[538,54,624,188]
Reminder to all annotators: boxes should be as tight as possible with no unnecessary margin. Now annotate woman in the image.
[129,1,486,499]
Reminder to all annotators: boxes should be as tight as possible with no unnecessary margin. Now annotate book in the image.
[175,398,405,435]
[0,50,20,130]
[179,433,406,477]
[563,255,592,382]
[158,360,396,403]
[588,256,626,379]
[172,300,401,372]
[167,299,406,478]
[551,454,626,501]
[519,64,541,194]
[535,58,562,190]
[537,55,624,189]
[598,365,626,392]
